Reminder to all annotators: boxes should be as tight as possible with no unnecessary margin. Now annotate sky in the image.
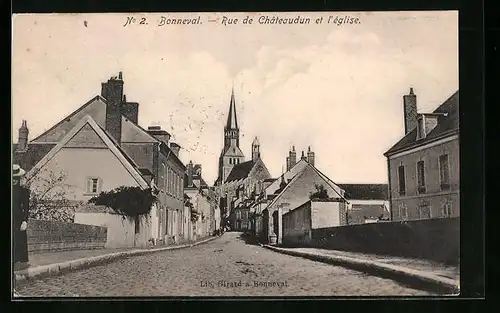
[12,11,458,185]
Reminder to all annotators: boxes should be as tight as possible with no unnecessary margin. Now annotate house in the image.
[16,72,187,246]
[384,88,459,221]
[184,161,217,240]
[337,184,390,224]
[21,114,157,248]
[282,198,348,246]
[260,148,347,244]
[214,89,272,230]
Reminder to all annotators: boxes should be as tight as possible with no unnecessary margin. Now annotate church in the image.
[214,88,272,231]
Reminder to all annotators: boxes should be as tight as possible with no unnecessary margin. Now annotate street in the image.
[16,232,435,297]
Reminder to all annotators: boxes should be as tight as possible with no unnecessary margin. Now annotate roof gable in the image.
[65,123,107,148]
[32,96,107,143]
[265,159,309,195]
[24,115,149,189]
[385,91,459,156]
[266,163,348,210]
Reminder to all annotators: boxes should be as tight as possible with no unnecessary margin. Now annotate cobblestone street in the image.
[16,232,435,297]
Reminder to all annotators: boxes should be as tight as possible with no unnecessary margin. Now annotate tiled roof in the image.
[385,91,459,156]
[225,160,255,182]
[13,143,57,172]
[337,184,389,200]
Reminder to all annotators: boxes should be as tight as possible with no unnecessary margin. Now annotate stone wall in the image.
[27,219,107,253]
[307,217,459,265]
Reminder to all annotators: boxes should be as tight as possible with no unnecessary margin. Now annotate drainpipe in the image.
[387,156,393,221]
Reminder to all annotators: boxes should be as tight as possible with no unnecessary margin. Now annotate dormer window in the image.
[416,115,426,140]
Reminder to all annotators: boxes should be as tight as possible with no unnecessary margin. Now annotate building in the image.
[282,198,348,246]
[338,184,390,224]
[15,72,187,246]
[260,149,347,244]
[214,89,272,230]
[384,88,459,221]
[184,161,218,240]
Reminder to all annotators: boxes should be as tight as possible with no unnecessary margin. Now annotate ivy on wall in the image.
[88,186,156,219]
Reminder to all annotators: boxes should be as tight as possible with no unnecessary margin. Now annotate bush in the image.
[88,186,156,218]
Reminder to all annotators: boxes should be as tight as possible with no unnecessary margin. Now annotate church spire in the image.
[225,86,238,130]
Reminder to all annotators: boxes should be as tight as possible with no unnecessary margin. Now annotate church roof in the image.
[225,88,238,130]
[384,90,459,156]
[337,184,388,200]
[225,160,255,183]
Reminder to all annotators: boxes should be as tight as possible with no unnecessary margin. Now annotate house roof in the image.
[13,143,57,172]
[337,184,388,200]
[31,95,106,142]
[265,159,309,195]
[384,90,459,156]
[225,160,255,182]
[266,162,348,210]
[23,115,149,189]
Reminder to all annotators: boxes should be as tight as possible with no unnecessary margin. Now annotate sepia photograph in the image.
[12,11,459,297]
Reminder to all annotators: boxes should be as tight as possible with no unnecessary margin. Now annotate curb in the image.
[262,244,460,295]
[14,235,219,286]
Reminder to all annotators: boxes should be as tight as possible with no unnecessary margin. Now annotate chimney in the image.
[170,142,181,157]
[289,146,296,169]
[187,161,194,187]
[147,126,171,145]
[286,156,290,171]
[102,72,124,145]
[307,146,315,166]
[193,164,202,188]
[403,87,418,135]
[17,120,29,151]
[301,151,306,160]
[121,102,139,124]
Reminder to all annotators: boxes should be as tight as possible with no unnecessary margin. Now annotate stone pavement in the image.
[14,232,437,297]
[14,235,218,287]
[263,245,459,294]
[282,247,459,281]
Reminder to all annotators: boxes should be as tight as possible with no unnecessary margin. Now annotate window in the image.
[418,203,431,219]
[398,166,406,196]
[161,163,166,191]
[416,161,426,194]
[398,203,408,221]
[173,211,177,234]
[229,158,232,165]
[439,154,451,190]
[442,200,453,217]
[134,215,140,234]
[86,177,101,194]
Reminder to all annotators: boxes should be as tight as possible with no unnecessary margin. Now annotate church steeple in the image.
[224,87,240,148]
[225,87,238,130]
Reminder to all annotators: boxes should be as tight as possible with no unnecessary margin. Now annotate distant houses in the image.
[384,89,459,221]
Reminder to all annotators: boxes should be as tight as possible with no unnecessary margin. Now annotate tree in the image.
[309,184,329,200]
[23,167,79,223]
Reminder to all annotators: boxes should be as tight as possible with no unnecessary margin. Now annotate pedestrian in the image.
[13,164,30,270]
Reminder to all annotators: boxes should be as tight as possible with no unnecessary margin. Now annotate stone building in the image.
[384,88,459,221]
[214,89,272,230]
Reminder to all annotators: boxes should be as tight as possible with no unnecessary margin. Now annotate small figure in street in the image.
[13,165,30,270]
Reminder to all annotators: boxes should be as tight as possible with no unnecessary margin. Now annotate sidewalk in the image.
[262,245,460,295]
[14,235,220,287]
